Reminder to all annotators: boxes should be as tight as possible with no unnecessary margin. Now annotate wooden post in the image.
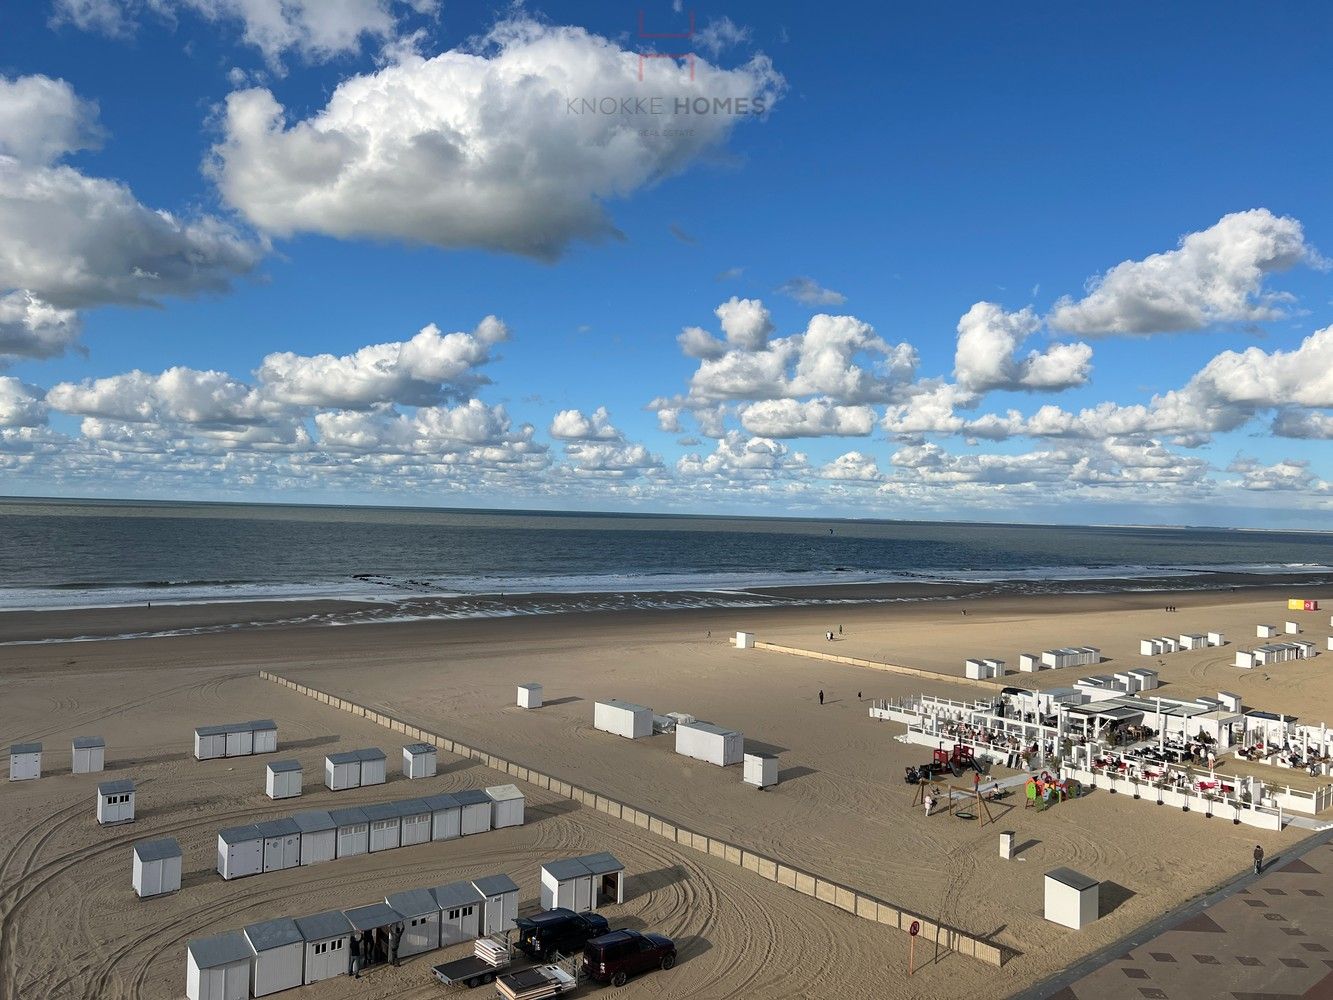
[908,920,919,975]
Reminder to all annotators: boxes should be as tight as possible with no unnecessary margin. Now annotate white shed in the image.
[1218,691,1243,713]
[582,853,626,907]
[675,721,744,766]
[743,752,779,788]
[517,683,543,709]
[964,658,987,679]
[386,888,442,957]
[540,853,625,912]
[330,806,370,858]
[1019,653,1042,672]
[8,743,41,782]
[1179,634,1208,651]
[472,874,519,935]
[292,810,336,866]
[265,759,302,800]
[217,824,263,880]
[243,917,304,998]
[1207,631,1225,646]
[1285,621,1302,635]
[194,725,229,761]
[1257,624,1278,638]
[364,801,402,853]
[344,903,405,958]
[186,931,252,1000]
[1235,651,1257,669]
[72,736,105,774]
[397,798,434,846]
[1044,867,1100,930]
[454,789,493,836]
[132,837,182,898]
[402,743,437,779]
[1138,639,1157,656]
[294,911,352,985]
[256,817,301,873]
[324,750,361,791]
[735,631,755,649]
[250,720,278,754]
[1127,668,1158,691]
[223,723,254,758]
[432,882,484,947]
[593,699,654,740]
[355,748,386,786]
[97,778,135,825]
[486,784,525,829]
[425,792,461,841]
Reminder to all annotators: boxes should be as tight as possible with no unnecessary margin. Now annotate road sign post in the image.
[908,920,920,975]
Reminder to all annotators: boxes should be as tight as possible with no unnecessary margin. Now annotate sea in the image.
[2,498,1331,620]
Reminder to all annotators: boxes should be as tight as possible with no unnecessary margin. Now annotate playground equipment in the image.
[944,784,996,826]
[1025,772,1082,810]
[904,744,989,784]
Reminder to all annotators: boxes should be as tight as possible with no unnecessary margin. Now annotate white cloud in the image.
[1228,456,1321,492]
[0,74,103,164]
[739,398,875,437]
[677,326,726,360]
[0,377,48,427]
[256,317,506,408]
[818,451,882,482]
[1189,323,1333,409]
[47,366,281,426]
[1048,209,1316,335]
[549,406,620,441]
[0,291,82,363]
[714,296,773,350]
[777,276,845,306]
[677,431,804,478]
[953,302,1092,393]
[1271,409,1333,440]
[560,440,660,475]
[210,18,782,259]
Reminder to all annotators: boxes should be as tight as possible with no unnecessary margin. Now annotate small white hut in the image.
[1179,634,1208,651]
[329,806,370,858]
[132,837,182,898]
[472,874,519,935]
[1207,631,1225,646]
[1217,691,1243,713]
[675,722,744,766]
[1019,653,1042,672]
[96,778,135,825]
[243,917,304,998]
[385,888,442,957]
[1044,867,1100,930]
[1285,621,1302,635]
[485,784,525,829]
[364,801,402,853]
[292,810,336,866]
[223,723,254,758]
[402,743,437,779]
[186,931,253,1000]
[250,720,278,754]
[517,683,543,709]
[743,752,779,788]
[72,736,105,774]
[194,725,229,760]
[397,798,434,846]
[255,818,301,873]
[8,743,41,781]
[265,759,302,800]
[355,748,386,786]
[425,792,461,841]
[293,911,352,986]
[593,699,654,740]
[1257,624,1278,638]
[540,853,625,912]
[216,824,263,880]
[735,631,755,649]
[324,750,361,791]
[432,882,484,946]
[453,789,493,836]
[343,903,405,958]
[1235,650,1257,669]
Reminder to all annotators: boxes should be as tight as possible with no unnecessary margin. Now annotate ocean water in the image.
[1,497,1331,614]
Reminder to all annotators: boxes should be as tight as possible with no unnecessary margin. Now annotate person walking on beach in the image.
[390,921,404,967]
[1253,844,1264,874]
[924,792,935,817]
[838,624,843,635]
[818,689,824,706]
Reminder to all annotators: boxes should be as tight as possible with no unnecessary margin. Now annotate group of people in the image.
[349,922,405,979]
[822,625,843,642]
[1238,738,1328,776]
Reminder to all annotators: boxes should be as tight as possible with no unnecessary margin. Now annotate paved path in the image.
[1019,831,1333,1000]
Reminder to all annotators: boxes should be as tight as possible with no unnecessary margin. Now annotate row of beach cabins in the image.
[963,647,1103,679]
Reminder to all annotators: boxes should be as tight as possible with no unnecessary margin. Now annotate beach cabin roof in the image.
[1046,867,1099,891]
[249,719,277,732]
[218,824,262,845]
[602,698,651,714]
[485,784,523,802]
[255,817,300,838]
[295,911,352,942]
[580,852,624,876]
[188,931,253,970]
[10,743,41,755]
[681,721,739,737]
[452,789,491,807]
[97,778,134,795]
[326,750,361,765]
[404,743,435,755]
[423,792,460,811]
[244,917,302,952]
[194,725,229,737]
[473,874,519,896]
[328,806,369,827]
[344,902,403,932]
[133,838,181,862]
[432,881,485,909]
[386,888,438,918]
[72,736,105,749]
[267,759,302,773]
[291,810,336,834]
[362,802,400,823]
[543,858,591,880]
[353,748,386,762]
[394,798,433,818]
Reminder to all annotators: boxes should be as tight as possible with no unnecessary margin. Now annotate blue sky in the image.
[0,2,1330,525]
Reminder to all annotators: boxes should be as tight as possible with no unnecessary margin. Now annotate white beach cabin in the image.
[355,747,386,786]
[132,837,182,898]
[675,722,744,766]
[223,723,253,758]
[1285,621,1302,635]
[735,631,756,649]
[364,801,402,853]
[402,743,437,779]
[593,699,654,740]
[1257,624,1278,638]
[540,853,625,912]
[194,725,229,761]
[385,888,442,957]
[72,736,106,774]
[1019,653,1042,672]
[743,752,779,788]
[432,882,484,947]
[1207,631,1226,646]
[250,720,278,754]
[1235,651,1257,669]
[292,810,336,866]
[472,874,519,935]
[486,784,525,829]
[397,798,434,846]
[330,806,370,858]
[294,911,352,986]
[324,750,361,791]
[243,917,304,998]
[343,903,405,962]
[9,743,41,781]
[425,792,462,841]
[216,824,263,880]
[581,853,626,907]
[453,789,494,836]
[96,778,135,825]
[265,759,302,800]
[517,683,543,709]
[186,931,252,1000]
[1044,867,1100,930]
[256,817,301,872]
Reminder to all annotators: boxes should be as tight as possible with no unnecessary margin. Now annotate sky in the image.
[0,1,1330,527]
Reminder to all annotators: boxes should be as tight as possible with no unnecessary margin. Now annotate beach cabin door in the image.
[140,860,162,896]
[573,874,593,914]
[440,906,477,947]
[400,914,439,956]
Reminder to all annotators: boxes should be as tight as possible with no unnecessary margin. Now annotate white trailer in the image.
[265,759,302,800]
[243,917,304,998]
[675,721,744,766]
[96,778,135,825]
[294,911,352,986]
[486,784,525,829]
[72,736,105,774]
[217,824,263,880]
[186,931,252,1000]
[132,837,182,898]
[292,810,336,866]
[593,699,654,740]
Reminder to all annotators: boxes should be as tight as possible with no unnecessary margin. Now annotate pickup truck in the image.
[514,909,610,962]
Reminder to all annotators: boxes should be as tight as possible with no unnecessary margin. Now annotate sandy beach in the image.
[0,583,1328,999]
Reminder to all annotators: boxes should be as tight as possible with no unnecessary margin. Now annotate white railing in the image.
[1065,765,1285,829]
